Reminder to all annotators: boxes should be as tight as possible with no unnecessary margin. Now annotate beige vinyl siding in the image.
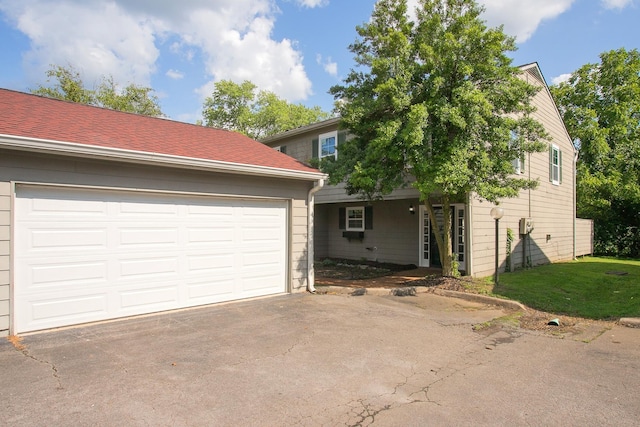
[314,205,330,259]
[317,199,420,265]
[290,198,310,291]
[471,70,577,277]
[576,219,594,256]
[0,181,9,336]
[0,149,313,335]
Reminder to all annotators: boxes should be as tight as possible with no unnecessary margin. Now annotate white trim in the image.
[418,205,430,268]
[0,134,326,181]
[260,117,341,143]
[318,130,338,160]
[345,206,365,231]
[551,143,561,185]
[12,183,290,333]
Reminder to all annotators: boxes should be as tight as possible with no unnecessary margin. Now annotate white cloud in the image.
[551,73,572,85]
[166,69,184,80]
[295,0,328,7]
[1,0,159,87]
[479,0,575,42]
[0,0,313,103]
[601,0,634,9]
[316,54,338,77]
[405,0,574,43]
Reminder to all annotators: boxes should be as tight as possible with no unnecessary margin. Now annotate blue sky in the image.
[0,0,638,123]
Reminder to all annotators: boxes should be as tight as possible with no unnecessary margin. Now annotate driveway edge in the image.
[315,285,526,311]
[619,318,640,328]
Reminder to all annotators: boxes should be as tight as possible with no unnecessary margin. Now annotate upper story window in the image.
[550,144,562,185]
[273,145,287,154]
[319,131,337,159]
[510,131,524,174]
[346,206,365,231]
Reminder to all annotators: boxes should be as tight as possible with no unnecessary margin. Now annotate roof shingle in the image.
[0,88,319,175]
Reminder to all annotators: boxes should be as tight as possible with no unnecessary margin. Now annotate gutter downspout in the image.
[307,178,325,293]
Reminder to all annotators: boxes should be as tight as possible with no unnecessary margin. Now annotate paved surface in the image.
[1,292,639,426]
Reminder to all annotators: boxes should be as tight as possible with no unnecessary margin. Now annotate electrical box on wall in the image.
[520,218,534,235]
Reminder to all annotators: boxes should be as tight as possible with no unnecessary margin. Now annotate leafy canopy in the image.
[328,0,547,201]
[327,0,548,275]
[202,80,331,140]
[551,48,640,257]
[31,65,163,117]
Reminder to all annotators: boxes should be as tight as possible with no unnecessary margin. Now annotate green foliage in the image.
[551,48,640,257]
[31,65,163,117]
[327,0,548,275]
[495,257,640,319]
[31,65,95,104]
[96,77,163,117]
[505,228,514,272]
[202,80,330,139]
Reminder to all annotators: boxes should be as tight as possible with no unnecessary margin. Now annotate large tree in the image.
[327,0,547,276]
[202,80,331,140]
[31,65,163,117]
[551,48,640,257]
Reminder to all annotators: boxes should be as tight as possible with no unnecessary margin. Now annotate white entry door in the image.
[14,185,288,333]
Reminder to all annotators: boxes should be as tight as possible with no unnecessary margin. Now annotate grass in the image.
[491,257,640,320]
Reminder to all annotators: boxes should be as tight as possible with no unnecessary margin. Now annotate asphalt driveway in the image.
[1,292,639,426]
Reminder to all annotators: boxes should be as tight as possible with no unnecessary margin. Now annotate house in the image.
[0,89,325,335]
[262,63,594,277]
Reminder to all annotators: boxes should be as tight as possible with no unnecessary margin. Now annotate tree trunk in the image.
[425,198,454,277]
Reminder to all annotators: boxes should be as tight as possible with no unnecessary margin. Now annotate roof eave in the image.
[0,134,327,181]
[260,117,342,144]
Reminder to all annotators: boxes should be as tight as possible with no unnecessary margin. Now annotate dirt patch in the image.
[315,258,416,280]
[316,261,616,337]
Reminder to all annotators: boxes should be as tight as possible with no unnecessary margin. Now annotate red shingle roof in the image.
[0,88,320,175]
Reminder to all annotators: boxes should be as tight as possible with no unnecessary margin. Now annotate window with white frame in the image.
[550,144,561,185]
[510,131,524,174]
[319,131,337,159]
[346,206,365,231]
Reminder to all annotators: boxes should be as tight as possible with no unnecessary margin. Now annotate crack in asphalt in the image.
[347,399,392,426]
[12,340,63,390]
[335,329,520,426]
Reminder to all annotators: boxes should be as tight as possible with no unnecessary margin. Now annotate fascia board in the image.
[0,134,327,181]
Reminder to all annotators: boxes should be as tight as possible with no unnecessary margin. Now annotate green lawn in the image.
[492,257,640,320]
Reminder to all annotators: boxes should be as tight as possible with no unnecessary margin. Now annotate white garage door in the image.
[14,185,288,333]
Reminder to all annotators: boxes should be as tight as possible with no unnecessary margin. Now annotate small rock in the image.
[391,287,417,297]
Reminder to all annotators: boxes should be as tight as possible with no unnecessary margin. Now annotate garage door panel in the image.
[186,203,235,219]
[187,279,235,300]
[117,200,179,217]
[187,227,234,245]
[187,253,236,272]
[119,227,179,247]
[119,285,179,309]
[30,194,108,217]
[32,228,108,250]
[17,225,109,253]
[118,257,179,279]
[29,261,109,288]
[25,293,108,330]
[242,273,283,293]
[15,186,288,333]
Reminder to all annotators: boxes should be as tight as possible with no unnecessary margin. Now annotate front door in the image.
[419,205,466,271]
